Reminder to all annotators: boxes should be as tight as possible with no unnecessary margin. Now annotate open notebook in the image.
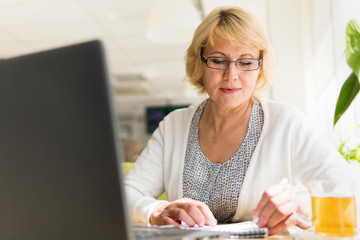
[179,221,268,238]
[0,40,267,240]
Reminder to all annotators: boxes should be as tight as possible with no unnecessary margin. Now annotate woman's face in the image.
[202,37,260,109]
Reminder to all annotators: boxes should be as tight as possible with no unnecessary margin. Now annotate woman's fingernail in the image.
[258,218,266,228]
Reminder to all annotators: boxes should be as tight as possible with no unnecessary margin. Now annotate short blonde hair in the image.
[186,6,275,100]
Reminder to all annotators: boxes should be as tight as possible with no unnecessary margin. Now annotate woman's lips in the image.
[220,88,240,94]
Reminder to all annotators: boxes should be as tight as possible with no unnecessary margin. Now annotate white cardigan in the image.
[124,100,358,224]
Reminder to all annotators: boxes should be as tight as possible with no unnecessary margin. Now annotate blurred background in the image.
[0,0,359,162]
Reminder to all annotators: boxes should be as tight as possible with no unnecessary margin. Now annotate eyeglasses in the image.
[201,51,263,71]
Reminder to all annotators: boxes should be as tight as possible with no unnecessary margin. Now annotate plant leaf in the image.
[334,72,360,126]
[345,20,360,80]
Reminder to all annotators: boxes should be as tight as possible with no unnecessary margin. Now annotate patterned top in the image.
[182,100,264,223]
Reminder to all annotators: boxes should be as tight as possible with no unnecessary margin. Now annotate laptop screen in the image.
[0,40,133,240]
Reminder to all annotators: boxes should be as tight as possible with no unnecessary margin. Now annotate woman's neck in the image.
[201,99,253,133]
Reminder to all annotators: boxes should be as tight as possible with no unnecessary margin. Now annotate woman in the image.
[124,6,358,235]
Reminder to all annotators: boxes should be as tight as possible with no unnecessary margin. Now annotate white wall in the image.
[266,0,314,118]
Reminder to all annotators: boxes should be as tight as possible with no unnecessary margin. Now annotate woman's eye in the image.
[238,60,255,66]
[211,58,227,65]
[239,61,251,66]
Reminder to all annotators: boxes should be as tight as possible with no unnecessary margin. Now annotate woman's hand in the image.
[149,198,217,228]
[252,179,311,235]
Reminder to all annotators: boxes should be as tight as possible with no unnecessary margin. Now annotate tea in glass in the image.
[312,196,356,237]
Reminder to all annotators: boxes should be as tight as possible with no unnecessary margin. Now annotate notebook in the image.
[0,40,267,240]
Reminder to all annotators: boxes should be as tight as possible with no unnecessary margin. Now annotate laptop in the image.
[0,40,236,240]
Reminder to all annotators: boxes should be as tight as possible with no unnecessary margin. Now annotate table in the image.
[216,228,360,240]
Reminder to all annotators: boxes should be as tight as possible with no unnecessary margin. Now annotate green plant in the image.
[333,20,360,166]
[333,20,360,126]
[338,125,360,168]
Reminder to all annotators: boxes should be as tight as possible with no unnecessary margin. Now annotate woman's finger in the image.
[266,199,295,228]
[172,207,199,227]
[268,213,299,235]
[253,181,288,218]
[150,198,217,228]
[255,184,290,227]
[175,203,205,227]
[195,202,217,226]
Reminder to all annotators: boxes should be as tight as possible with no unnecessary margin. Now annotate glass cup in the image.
[294,180,357,237]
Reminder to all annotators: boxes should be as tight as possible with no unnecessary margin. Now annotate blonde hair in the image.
[186,6,275,100]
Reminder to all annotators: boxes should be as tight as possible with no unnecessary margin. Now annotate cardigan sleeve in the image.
[124,123,168,224]
[123,104,197,224]
[289,107,359,184]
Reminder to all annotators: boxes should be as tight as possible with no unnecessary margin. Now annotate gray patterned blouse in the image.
[182,100,264,223]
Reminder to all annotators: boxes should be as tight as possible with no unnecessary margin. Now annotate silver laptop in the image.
[0,40,236,240]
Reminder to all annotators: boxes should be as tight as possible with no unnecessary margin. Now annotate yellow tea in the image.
[312,196,357,237]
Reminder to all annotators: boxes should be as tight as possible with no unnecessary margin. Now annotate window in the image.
[311,0,360,145]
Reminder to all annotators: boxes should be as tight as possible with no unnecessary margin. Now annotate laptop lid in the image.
[0,40,134,240]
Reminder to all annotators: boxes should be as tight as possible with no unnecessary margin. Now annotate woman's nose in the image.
[224,62,239,81]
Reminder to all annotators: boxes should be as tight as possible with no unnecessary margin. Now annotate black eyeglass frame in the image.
[201,50,263,71]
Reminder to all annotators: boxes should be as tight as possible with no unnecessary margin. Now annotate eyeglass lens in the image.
[207,57,260,71]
